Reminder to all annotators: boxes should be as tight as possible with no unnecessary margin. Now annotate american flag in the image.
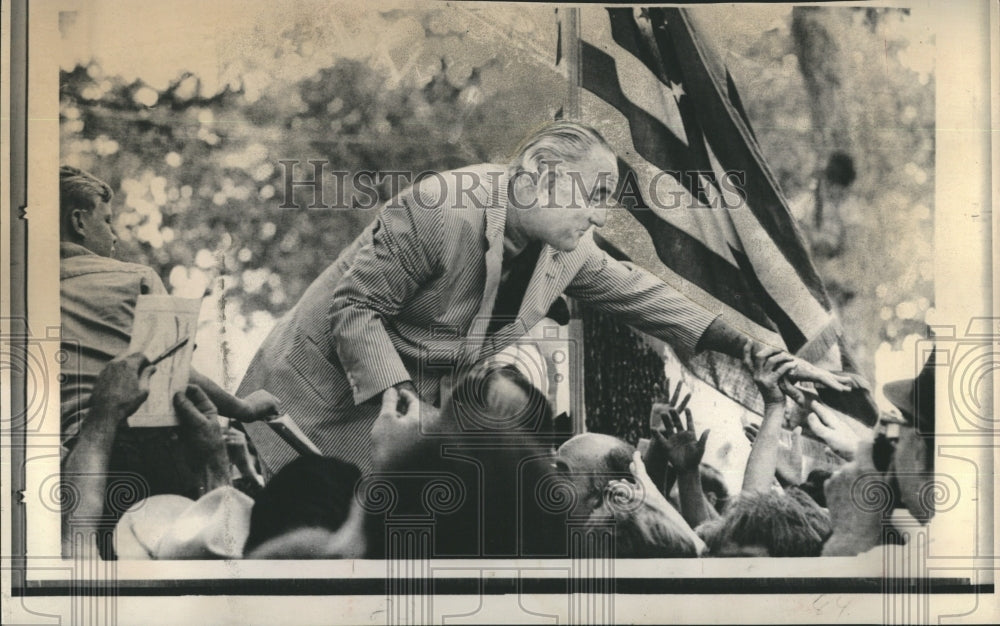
[562,6,877,425]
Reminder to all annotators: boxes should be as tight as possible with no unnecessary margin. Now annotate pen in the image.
[148,337,190,367]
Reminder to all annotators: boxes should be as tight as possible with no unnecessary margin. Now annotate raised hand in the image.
[785,358,862,393]
[650,378,692,432]
[174,385,226,460]
[661,400,709,474]
[807,402,861,461]
[370,385,423,471]
[822,438,885,556]
[743,341,797,404]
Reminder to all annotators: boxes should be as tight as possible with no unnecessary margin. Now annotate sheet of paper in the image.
[126,295,202,427]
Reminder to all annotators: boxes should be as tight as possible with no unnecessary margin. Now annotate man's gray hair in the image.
[60,165,113,236]
[511,121,612,176]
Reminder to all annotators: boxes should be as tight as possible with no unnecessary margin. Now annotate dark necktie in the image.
[487,240,543,336]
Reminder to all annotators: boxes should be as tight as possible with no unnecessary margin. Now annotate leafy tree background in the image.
[59,2,934,391]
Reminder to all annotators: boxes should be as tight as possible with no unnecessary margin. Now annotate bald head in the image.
[555,433,634,518]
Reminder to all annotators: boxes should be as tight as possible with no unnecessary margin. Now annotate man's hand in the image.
[225,427,264,487]
[371,385,424,471]
[649,379,692,430]
[807,402,861,461]
[230,389,282,423]
[89,353,155,425]
[659,395,709,474]
[173,385,227,466]
[743,341,796,404]
[785,358,864,393]
[394,380,418,397]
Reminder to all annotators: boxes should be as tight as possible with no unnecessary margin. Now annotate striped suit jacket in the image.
[238,164,718,474]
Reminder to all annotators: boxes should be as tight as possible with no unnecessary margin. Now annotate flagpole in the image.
[564,6,581,119]
[559,7,588,435]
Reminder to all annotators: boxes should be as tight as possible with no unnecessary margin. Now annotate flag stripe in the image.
[580,42,701,200]
[702,140,835,339]
[582,10,832,342]
[571,6,879,425]
[615,161,778,330]
[579,86,741,264]
[582,7,688,144]
[659,8,831,307]
[578,45,792,332]
[728,246,806,351]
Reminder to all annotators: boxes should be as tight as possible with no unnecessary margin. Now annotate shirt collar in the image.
[60,241,97,259]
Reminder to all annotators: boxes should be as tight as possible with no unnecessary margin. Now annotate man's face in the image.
[889,426,934,523]
[78,201,117,257]
[555,433,627,518]
[515,147,618,252]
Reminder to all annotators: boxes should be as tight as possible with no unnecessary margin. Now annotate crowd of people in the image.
[64,334,934,561]
[57,122,936,562]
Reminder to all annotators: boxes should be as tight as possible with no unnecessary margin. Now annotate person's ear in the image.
[70,207,88,238]
[705,492,717,507]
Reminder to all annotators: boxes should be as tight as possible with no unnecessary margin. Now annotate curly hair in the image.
[697,488,832,557]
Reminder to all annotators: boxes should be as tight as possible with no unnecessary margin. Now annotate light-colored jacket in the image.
[238,164,718,473]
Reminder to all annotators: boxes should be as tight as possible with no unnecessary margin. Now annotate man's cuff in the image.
[347,361,412,405]
[689,311,723,354]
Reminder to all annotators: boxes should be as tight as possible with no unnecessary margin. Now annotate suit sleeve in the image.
[563,235,719,354]
[329,188,444,404]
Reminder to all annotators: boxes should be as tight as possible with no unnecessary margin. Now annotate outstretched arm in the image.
[699,318,861,401]
[190,369,280,423]
[62,353,154,557]
[741,343,796,493]
[564,236,718,355]
[565,239,863,397]
[659,403,717,528]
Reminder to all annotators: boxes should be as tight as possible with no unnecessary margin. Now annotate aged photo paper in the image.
[2,0,997,624]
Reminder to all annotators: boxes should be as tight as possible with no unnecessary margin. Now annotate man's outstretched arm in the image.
[566,237,862,394]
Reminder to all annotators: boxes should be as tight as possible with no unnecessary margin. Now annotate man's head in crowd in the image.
[586,482,704,558]
[697,488,831,557]
[555,432,634,519]
[880,349,936,523]
[441,363,554,436]
[60,165,116,257]
[366,365,565,558]
[243,455,365,558]
[370,364,555,473]
[507,121,618,252]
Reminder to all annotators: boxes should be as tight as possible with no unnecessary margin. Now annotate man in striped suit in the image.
[238,122,854,475]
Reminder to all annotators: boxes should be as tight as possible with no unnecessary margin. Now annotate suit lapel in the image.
[464,203,506,361]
